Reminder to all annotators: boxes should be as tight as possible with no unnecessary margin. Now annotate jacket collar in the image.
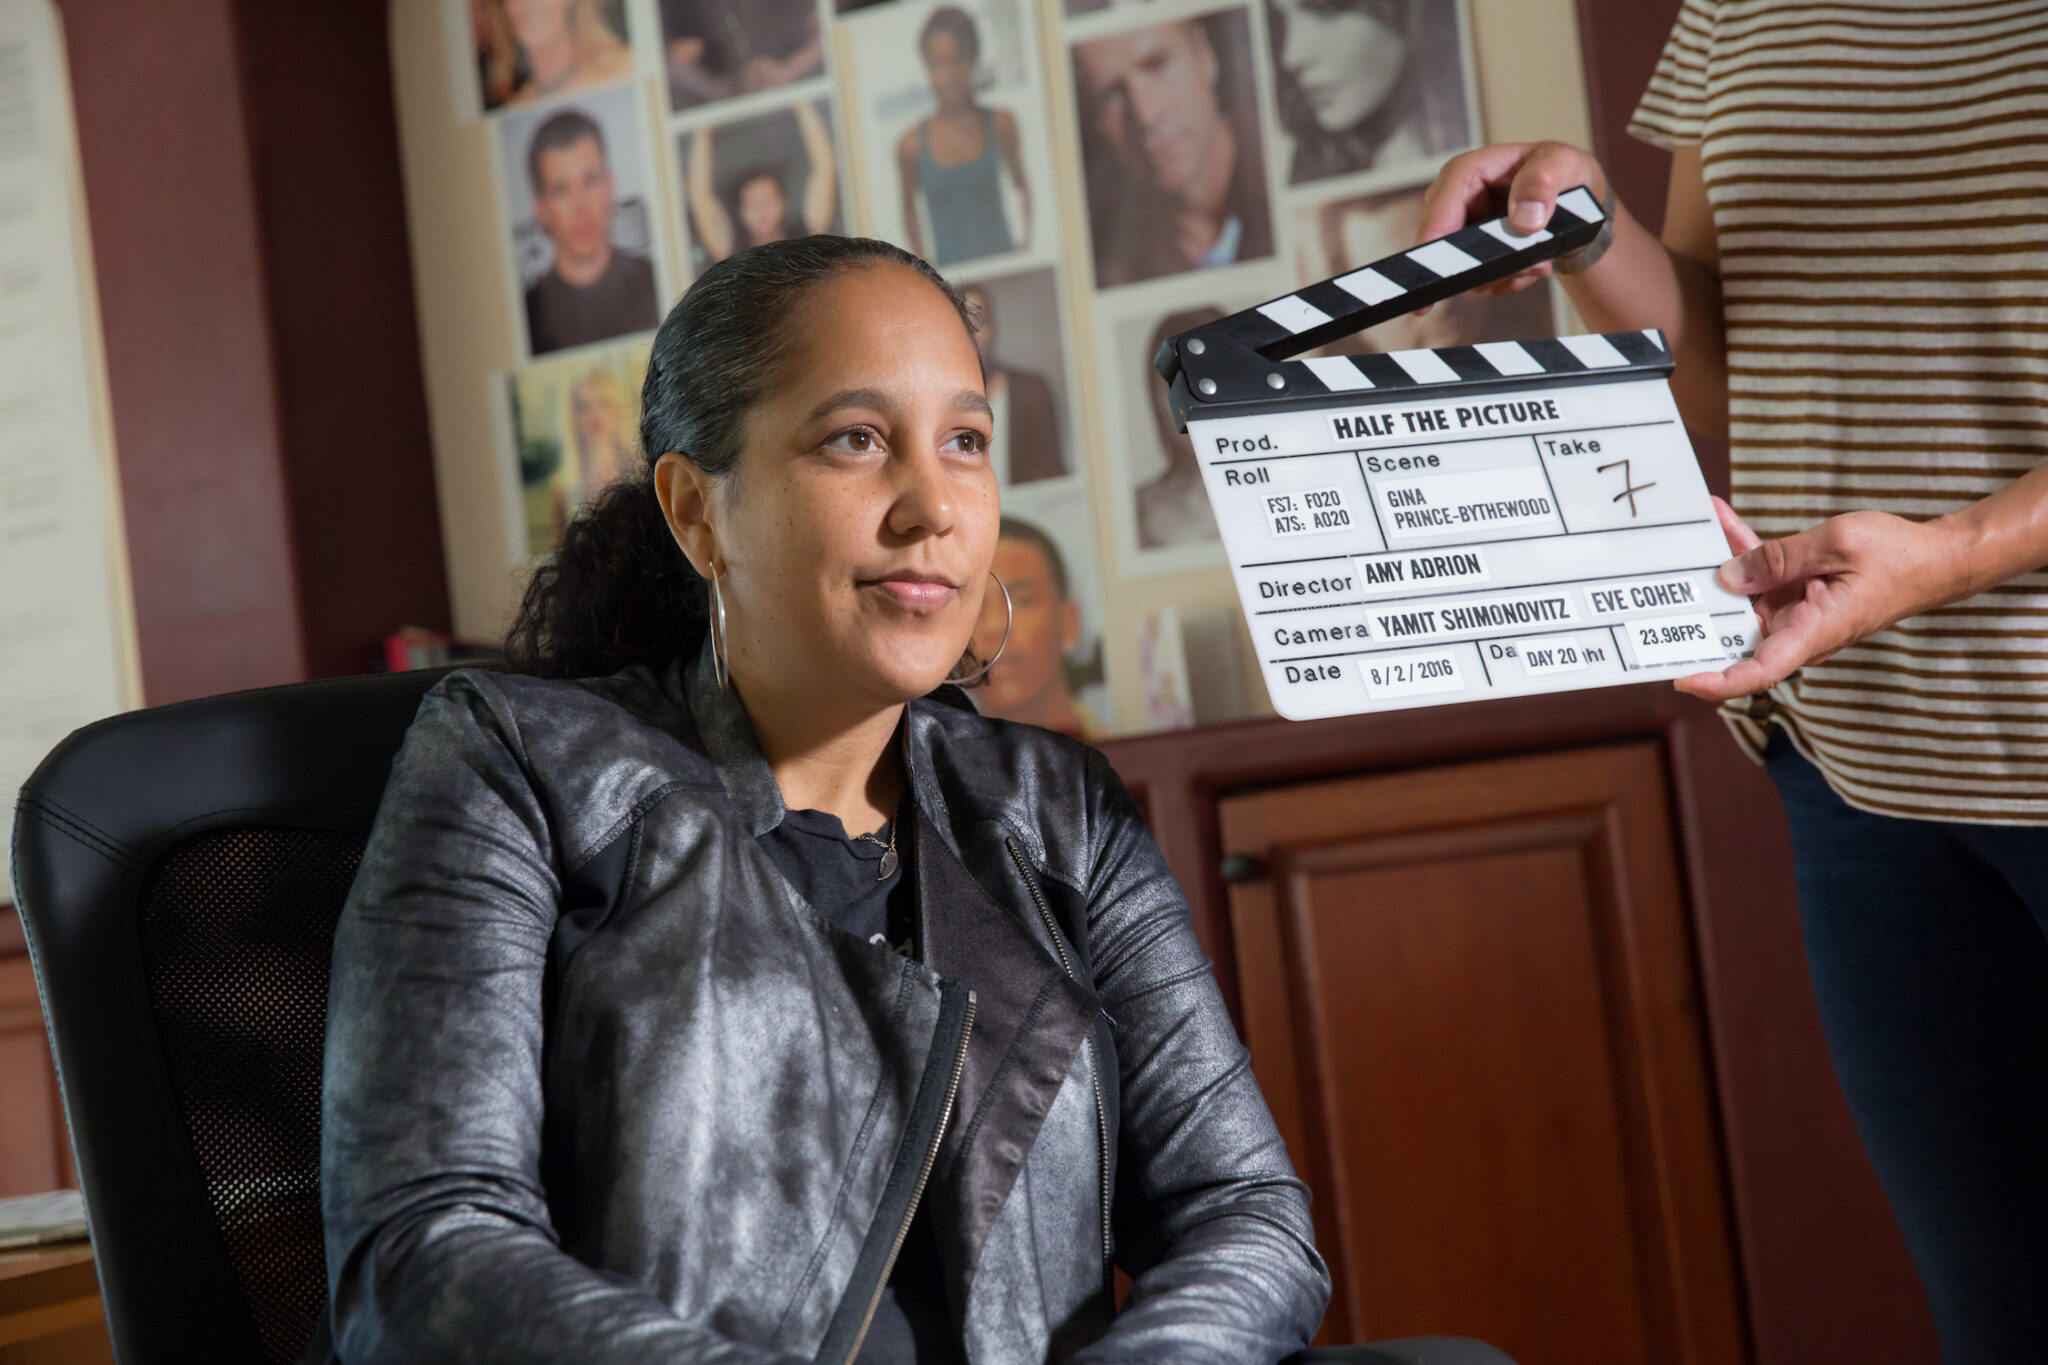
[674,639,786,838]
[671,636,957,843]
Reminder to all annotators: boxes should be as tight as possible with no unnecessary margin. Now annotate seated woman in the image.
[319,235,1329,1363]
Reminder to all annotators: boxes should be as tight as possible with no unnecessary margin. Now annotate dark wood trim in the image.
[231,1,451,678]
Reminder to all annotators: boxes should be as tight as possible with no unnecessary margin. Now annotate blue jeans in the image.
[1766,732,2048,1363]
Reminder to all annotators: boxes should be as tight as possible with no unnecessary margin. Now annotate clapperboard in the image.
[1154,186,1759,720]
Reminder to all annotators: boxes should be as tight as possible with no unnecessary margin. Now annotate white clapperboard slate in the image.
[1154,187,1760,721]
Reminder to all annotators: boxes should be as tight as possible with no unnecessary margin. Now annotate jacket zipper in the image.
[1005,838,1115,1298]
[842,993,976,1365]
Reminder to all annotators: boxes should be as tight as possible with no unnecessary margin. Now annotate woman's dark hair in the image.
[503,235,977,680]
[919,6,980,63]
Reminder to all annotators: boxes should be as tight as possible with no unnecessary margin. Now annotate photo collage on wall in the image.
[450,0,1527,738]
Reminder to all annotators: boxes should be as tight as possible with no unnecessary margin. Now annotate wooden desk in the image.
[0,1244,111,1364]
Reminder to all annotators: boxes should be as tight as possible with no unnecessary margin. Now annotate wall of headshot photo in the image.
[495,82,670,358]
[395,0,1595,739]
[1268,0,1475,187]
[449,0,638,118]
[980,480,1113,740]
[1068,7,1276,290]
[676,98,845,273]
[1097,291,1257,579]
[842,0,1057,274]
[496,338,652,560]
[657,0,828,113]
[957,266,1074,487]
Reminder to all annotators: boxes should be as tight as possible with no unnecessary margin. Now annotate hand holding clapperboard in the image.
[1154,186,1760,720]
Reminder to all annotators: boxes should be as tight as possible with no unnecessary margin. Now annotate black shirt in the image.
[757,809,962,1365]
[524,249,659,355]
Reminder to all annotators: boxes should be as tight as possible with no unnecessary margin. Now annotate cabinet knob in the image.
[1219,853,1265,885]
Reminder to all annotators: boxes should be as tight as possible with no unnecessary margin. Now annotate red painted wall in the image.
[55,0,307,704]
[52,0,448,702]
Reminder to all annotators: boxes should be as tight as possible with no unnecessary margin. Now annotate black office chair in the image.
[12,671,1512,1365]
[12,670,450,1363]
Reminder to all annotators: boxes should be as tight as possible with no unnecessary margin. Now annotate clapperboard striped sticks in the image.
[1155,186,1650,424]
[1156,185,1763,719]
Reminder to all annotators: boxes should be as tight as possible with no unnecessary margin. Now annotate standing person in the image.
[685,102,837,263]
[1071,15,1273,286]
[500,0,633,106]
[1419,4,2048,1358]
[523,110,660,355]
[895,7,1032,267]
[959,283,1065,484]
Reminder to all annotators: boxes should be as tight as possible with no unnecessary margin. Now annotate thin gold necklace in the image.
[851,798,901,880]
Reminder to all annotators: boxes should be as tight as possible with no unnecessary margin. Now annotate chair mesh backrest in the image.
[134,825,364,1364]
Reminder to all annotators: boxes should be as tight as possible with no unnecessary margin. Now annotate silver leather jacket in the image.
[320,642,1329,1364]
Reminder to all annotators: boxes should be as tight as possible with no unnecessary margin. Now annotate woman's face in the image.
[505,0,574,51]
[922,30,975,111]
[678,265,999,711]
[738,174,789,244]
[1274,0,1408,134]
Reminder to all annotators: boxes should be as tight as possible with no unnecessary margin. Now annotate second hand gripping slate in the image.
[1155,186,1759,720]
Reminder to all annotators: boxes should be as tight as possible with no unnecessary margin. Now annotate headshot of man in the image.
[1267,0,1469,184]
[960,282,1066,485]
[523,110,660,356]
[976,517,1097,739]
[1072,12,1274,288]
[1135,306,1223,550]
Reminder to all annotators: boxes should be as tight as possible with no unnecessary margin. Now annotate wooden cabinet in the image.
[1096,681,1932,1365]
[1220,743,1741,1363]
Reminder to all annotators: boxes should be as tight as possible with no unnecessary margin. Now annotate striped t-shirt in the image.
[1630,0,2048,824]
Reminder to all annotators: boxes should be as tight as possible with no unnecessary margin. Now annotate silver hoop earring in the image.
[709,565,732,690]
[952,570,1012,686]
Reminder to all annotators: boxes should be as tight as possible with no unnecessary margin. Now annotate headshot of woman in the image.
[318,236,1326,1362]
[534,366,637,552]
[895,6,1032,267]
[569,364,640,494]
[686,102,839,264]
[484,0,634,109]
[1266,0,1469,185]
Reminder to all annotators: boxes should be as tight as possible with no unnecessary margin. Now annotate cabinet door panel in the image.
[1221,742,1743,1365]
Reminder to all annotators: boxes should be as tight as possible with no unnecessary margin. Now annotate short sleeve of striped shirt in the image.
[1628,0,1716,148]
